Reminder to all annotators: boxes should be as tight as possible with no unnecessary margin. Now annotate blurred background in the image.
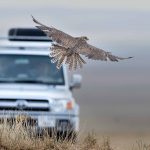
[0,0,150,134]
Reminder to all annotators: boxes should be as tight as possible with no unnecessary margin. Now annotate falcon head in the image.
[81,36,89,41]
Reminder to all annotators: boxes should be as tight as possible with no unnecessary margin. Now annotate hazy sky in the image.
[0,0,150,44]
[0,0,150,132]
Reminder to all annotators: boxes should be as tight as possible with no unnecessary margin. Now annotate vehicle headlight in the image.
[52,99,74,112]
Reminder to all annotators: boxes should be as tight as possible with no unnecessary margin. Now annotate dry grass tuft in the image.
[100,137,113,150]
[0,118,150,150]
[0,119,114,150]
[81,132,99,150]
[132,139,150,150]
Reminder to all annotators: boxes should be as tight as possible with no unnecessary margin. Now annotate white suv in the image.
[0,28,81,138]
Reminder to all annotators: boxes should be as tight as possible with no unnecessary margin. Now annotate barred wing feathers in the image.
[32,16,76,48]
[77,43,132,61]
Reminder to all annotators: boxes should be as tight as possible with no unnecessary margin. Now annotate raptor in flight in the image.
[32,16,132,70]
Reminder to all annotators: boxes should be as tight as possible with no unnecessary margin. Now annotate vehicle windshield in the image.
[0,54,64,85]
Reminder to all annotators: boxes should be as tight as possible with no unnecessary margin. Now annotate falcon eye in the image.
[84,37,89,40]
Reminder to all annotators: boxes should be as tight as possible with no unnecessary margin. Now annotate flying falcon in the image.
[32,16,132,70]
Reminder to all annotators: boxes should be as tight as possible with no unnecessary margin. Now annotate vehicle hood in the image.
[0,84,72,100]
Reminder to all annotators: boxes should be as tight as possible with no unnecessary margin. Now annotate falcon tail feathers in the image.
[49,45,86,70]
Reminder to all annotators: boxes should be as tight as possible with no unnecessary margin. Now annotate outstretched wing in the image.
[32,16,76,47]
[77,43,132,61]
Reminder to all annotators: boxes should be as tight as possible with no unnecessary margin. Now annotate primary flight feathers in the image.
[32,16,132,70]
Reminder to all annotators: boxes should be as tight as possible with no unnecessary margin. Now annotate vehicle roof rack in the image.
[8,28,52,42]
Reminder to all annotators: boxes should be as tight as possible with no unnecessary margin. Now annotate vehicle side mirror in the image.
[70,74,82,91]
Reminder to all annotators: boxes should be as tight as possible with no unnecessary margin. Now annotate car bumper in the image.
[0,111,79,132]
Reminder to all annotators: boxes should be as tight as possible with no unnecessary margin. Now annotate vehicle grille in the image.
[0,99,50,112]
